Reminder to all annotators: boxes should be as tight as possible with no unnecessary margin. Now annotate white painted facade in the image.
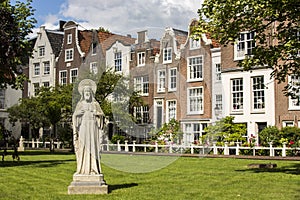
[28,26,63,96]
[106,41,132,76]
[0,87,22,138]
[222,68,276,142]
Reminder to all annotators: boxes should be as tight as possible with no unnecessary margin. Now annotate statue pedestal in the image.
[68,174,108,194]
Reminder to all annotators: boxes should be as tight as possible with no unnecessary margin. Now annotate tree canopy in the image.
[0,0,36,89]
[194,0,300,90]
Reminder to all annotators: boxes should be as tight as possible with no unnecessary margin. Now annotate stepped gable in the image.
[78,30,93,55]
[46,30,64,57]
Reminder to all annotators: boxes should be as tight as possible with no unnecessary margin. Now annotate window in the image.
[283,121,294,127]
[70,68,78,83]
[167,100,176,122]
[137,52,145,66]
[252,76,265,110]
[190,38,200,49]
[235,31,255,60]
[33,83,39,96]
[67,34,72,44]
[188,56,203,81]
[215,94,222,110]
[188,87,203,114]
[169,68,177,91]
[163,47,172,63]
[134,106,149,124]
[114,52,122,72]
[65,49,74,62]
[90,62,98,74]
[34,63,40,76]
[232,78,243,111]
[215,63,221,81]
[0,89,5,109]
[43,82,50,87]
[157,70,166,92]
[43,61,50,75]
[39,46,45,57]
[92,42,97,55]
[59,70,67,85]
[184,123,207,144]
[289,75,300,109]
[134,76,149,96]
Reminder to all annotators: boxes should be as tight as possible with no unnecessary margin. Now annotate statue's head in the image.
[83,86,93,102]
[78,79,97,102]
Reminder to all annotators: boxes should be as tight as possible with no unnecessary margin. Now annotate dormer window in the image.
[190,38,200,49]
[67,34,72,44]
[137,52,145,66]
[234,31,255,60]
[163,47,172,63]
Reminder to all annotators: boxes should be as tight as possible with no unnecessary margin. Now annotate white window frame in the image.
[70,68,78,83]
[166,100,177,122]
[288,75,300,110]
[43,82,50,87]
[163,47,172,64]
[134,106,149,124]
[34,63,40,76]
[187,87,204,115]
[168,68,177,91]
[282,121,294,127]
[231,78,244,112]
[137,52,145,66]
[215,94,222,110]
[134,76,149,96]
[234,31,255,60]
[90,62,98,74]
[39,46,45,57]
[215,63,221,81]
[59,70,67,85]
[252,76,265,111]
[188,56,203,82]
[190,38,201,49]
[114,52,122,72]
[65,48,74,62]
[43,61,50,75]
[67,34,72,44]
[33,83,39,96]
[157,69,166,92]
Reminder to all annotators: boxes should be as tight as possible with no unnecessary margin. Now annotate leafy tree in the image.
[0,0,36,89]
[280,126,300,147]
[194,0,300,91]
[150,119,183,144]
[204,116,247,145]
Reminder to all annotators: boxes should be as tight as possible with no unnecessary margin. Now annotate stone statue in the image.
[69,79,108,194]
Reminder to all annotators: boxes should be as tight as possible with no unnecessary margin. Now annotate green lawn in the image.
[0,151,299,200]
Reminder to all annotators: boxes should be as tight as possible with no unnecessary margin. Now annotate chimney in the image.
[137,30,148,44]
[59,20,67,31]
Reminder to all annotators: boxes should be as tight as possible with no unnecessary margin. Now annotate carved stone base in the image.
[68,174,108,194]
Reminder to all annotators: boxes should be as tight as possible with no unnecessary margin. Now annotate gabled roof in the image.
[78,30,93,55]
[46,30,64,57]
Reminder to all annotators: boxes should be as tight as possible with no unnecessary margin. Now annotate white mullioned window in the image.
[134,106,149,124]
[67,34,72,44]
[43,61,50,75]
[39,46,45,57]
[289,75,300,109]
[215,63,221,81]
[59,70,67,85]
[188,56,203,81]
[70,68,78,83]
[114,52,122,72]
[163,47,172,63]
[190,38,200,49]
[167,100,176,122]
[234,31,255,60]
[169,68,177,91]
[134,76,149,96]
[137,52,145,66]
[231,78,243,111]
[157,69,166,92]
[188,87,204,114]
[65,48,74,62]
[252,76,265,110]
[90,62,98,74]
[34,63,40,76]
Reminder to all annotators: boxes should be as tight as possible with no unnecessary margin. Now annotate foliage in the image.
[110,134,126,144]
[204,116,247,145]
[280,126,300,147]
[194,0,300,91]
[259,126,280,146]
[0,0,36,89]
[150,119,183,144]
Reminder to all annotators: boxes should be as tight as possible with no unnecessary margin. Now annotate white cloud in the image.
[55,0,200,38]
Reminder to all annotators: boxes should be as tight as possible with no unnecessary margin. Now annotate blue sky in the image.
[13,0,202,38]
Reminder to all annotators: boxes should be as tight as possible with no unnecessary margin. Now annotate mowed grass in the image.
[0,151,299,200]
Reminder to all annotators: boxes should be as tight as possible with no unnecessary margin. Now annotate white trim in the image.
[65,48,74,62]
[70,68,78,83]
[163,47,172,64]
[166,99,177,122]
[187,86,204,115]
[59,70,68,85]
[168,68,177,92]
[157,69,166,93]
[187,55,203,82]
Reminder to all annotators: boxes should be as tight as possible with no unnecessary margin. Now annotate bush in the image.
[259,126,280,146]
[110,134,125,144]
